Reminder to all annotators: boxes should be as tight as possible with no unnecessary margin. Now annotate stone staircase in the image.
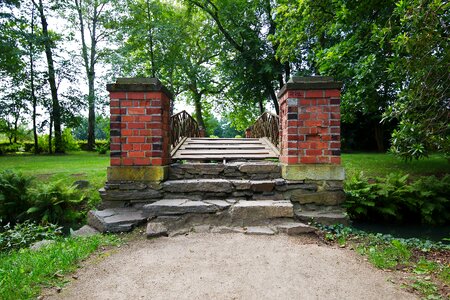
[88,162,348,234]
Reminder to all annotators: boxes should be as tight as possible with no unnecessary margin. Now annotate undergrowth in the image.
[319,224,450,299]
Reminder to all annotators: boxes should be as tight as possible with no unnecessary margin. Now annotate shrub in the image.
[0,221,61,252]
[0,170,33,225]
[62,128,80,151]
[77,140,108,151]
[0,143,23,153]
[344,173,450,225]
[27,180,85,225]
[95,142,109,154]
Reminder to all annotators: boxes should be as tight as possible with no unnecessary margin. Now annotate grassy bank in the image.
[0,234,121,300]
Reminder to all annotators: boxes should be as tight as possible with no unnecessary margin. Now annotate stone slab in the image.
[245,226,275,235]
[251,181,276,192]
[276,222,316,235]
[162,179,233,193]
[281,164,345,181]
[146,222,168,238]
[290,191,346,205]
[87,208,147,233]
[100,188,162,201]
[231,200,293,223]
[294,209,349,225]
[107,166,169,182]
[238,163,280,174]
[143,200,221,217]
[72,225,100,237]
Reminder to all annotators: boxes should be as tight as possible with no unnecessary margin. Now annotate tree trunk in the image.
[48,115,53,154]
[193,92,205,131]
[374,124,385,152]
[267,84,279,114]
[34,0,63,153]
[30,7,39,154]
[75,0,97,151]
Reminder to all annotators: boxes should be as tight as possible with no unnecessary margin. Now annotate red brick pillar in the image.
[278,77,344,180]
[106,78,171,182]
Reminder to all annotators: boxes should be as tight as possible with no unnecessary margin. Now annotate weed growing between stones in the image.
[317,224,450,299]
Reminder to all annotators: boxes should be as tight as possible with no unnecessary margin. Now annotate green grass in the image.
[342,153,450,179]
[0,151,109,208]
[0,235,120,300]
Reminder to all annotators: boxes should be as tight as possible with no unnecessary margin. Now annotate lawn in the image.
[0,151,448,182]
[0,152,109,208]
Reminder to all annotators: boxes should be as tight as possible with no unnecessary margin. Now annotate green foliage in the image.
[344,173,450,224]
[95,142,109,154]
[365,239,411,269]
[0,143,23,153]
[27,181,85,225]
[0,234,121,300]
[0,221,61,252]
[0,170,33,224]
[72,116,110,140]
[61,128,80,151]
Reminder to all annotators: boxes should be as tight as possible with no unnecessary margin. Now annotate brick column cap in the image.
[278,76,343,98]
[106,77,173,99]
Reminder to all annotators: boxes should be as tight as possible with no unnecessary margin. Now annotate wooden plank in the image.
[180,146,268,150]
[185,141,263,145]
[261,137,280,156]
[189,138,259,141]
[179,150,272,155]
[172,154,278,159]
[170,136,187,157]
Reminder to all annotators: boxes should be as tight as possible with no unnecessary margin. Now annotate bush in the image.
[0,143,23,153]
[27,180,85,225]
[77,140,108,151]
[62,128,80,151]
[344,173,450,225]
[0,170,33,225]
[0,221,61,252]
[95,142,109,154]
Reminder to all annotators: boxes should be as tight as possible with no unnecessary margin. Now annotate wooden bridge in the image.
[171,137,279,161]
[170,111,280,162]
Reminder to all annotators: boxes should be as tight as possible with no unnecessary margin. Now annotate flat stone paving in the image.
[46,233,416,300]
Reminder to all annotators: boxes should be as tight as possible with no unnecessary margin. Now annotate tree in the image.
[70,0,110,150]
[274,0,449,158]
[274,0,400,152]
[31,0,64,153]
[381,0,449,159]
[186,0,292,115]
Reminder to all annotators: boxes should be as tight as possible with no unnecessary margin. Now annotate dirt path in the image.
[46,233,416,300]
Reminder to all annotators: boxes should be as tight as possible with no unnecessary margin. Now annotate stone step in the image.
[162,178,286,200]
[293,204,349,225]
[169,162,282,180]
[143,199,294,227]
[87,208,147,233]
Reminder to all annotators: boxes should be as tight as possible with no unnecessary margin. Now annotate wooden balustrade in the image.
[170,110,200,148]
[246,112,280,148]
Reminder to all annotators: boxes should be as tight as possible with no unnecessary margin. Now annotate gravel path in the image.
[46,233,415,300]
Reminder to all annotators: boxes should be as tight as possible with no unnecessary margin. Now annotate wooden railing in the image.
[246,112,280,148]
[170,110,200,148]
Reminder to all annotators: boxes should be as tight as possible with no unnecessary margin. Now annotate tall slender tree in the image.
[32,0,63,153]
[72,0,109,150]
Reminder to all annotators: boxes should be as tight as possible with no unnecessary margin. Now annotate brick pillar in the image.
[278,76,345,180]
[106,78,172,182]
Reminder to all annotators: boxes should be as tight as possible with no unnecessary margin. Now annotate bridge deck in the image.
[171,137,280,161]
